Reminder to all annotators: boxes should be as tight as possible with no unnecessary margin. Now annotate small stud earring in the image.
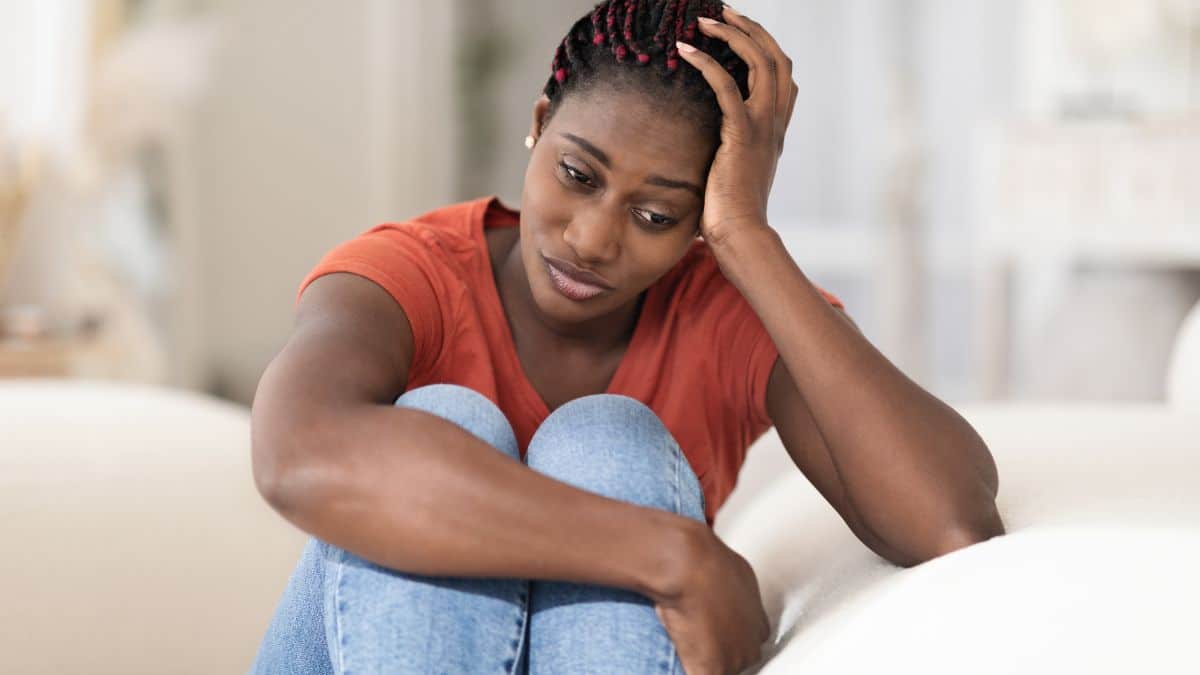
[525,135,536,149]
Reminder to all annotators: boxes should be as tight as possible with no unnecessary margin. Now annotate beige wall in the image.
[460,0,596,203]
[190,0,456,403]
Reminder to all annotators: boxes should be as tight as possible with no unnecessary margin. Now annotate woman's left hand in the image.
[677,6,798,247]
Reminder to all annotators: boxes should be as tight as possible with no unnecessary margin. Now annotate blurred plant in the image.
[1,5,220,381]
[73,12,220,297]
[81,13,220,182]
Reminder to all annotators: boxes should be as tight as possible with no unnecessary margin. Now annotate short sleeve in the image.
[713,277,847,430]
[296,223,448,378]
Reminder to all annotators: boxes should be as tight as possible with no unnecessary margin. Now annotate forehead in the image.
[547,89,714,179]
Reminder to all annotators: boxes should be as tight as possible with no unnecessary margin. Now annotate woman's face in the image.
[519,89,717,325]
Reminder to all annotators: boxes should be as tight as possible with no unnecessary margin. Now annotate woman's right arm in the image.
[251,272,701,600]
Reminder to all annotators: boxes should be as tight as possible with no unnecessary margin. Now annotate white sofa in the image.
[1,381,306,675]
[719,405,1199,674]
[3,379,1198,674]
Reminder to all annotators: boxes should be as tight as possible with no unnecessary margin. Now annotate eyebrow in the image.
[561,132,704,198]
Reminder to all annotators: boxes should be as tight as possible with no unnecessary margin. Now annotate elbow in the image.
[252,430,338,518]
[928,507,1007,561]
[964,425,1000,499]
[248,350,353,518]
[251,428,303,514]
[895,491,1006,568]
[251,399,331,516]
[251,441,295,513]
[978,445,1000,498]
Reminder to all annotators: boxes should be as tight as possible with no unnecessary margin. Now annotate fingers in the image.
[720,6,799,149]
[694,15,775,121]
[675,41,750,135]
[722,6,793,99]
[680,7,801,153]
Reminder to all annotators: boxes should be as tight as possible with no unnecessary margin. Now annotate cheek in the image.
[524,154,566,202]
[624,232,697,283]
[518,221,557,288]
[522,174,571,229]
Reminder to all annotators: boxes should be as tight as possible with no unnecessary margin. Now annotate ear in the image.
[529,95,551,143]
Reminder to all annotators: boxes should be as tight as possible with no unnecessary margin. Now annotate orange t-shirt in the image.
[298,196,845,525]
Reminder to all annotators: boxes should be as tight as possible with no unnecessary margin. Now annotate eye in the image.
[633,209,676,229]
[558,161,593,187]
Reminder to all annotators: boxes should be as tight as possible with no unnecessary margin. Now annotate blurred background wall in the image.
[189,0,456,401]
[2,0,1198,405]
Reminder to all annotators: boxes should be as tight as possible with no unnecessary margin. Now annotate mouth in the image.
[541,254,614,301]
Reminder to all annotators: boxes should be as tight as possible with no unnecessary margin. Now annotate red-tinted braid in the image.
[605,1,619,60]
[591,6,605,45]
[667,0,686,71]
[674,1,687,45]
[623,0,639,63]
[626,0,650,64]
[563,30,580,79]
[552,40,568,84]
[655,0,678,50]
[540,0,750,118]
[616,1,632,62]
[628,0,640,46]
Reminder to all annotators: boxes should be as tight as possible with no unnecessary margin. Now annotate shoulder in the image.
[298,197,500,310]
[410,195,497,232]
[368,196,492,251]
[315,197,502,292]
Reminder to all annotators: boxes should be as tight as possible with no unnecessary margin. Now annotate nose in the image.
[562,211,620,265]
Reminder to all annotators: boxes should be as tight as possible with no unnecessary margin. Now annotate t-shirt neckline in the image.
[472,195,653,418]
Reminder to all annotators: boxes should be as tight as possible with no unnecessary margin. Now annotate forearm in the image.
[711,226,1002,555]
[256,402,700,601]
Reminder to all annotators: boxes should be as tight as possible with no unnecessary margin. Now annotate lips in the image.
[542,255,614,301]
[544,255,614,288]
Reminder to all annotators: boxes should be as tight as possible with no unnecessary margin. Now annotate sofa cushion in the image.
[717,404,1200,674]
[1,380,306,675]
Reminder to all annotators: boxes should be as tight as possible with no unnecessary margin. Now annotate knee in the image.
[526,395,704,519]
[394,384,519,460]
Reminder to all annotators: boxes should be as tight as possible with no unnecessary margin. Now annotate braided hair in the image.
[540,0,751,145]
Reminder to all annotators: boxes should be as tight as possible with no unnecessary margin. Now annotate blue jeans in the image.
[250,384,706,674]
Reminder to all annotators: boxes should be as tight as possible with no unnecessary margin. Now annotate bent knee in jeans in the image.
[397,385,705,521]
[394,382,521,461]
[252,384,705,674]
[526,393,705,524]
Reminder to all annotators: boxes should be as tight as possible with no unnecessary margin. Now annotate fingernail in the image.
[676,41,697,53]
[698,16,719,25]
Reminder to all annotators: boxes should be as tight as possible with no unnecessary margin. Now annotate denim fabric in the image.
[250,383,706,674]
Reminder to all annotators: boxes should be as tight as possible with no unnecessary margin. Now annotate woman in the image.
[249,1,1005,673]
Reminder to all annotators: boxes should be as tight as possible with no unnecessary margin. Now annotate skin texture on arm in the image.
[680,9,1005,565]
[766,350,926,568]
[250,272,710,602]
[738,235,1004,564]
[764,317,999,568]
